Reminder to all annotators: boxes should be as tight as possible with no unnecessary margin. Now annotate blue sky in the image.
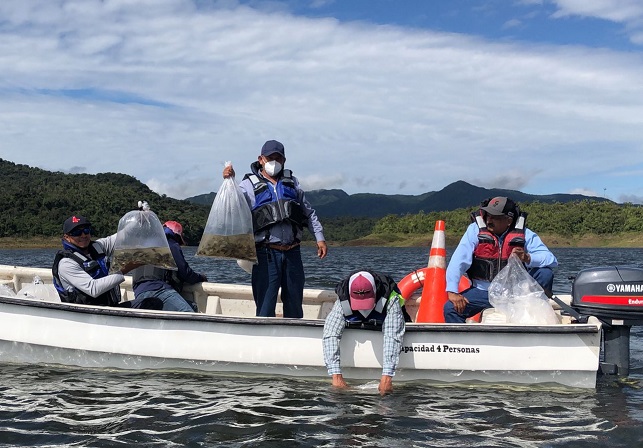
[1,0,643,204]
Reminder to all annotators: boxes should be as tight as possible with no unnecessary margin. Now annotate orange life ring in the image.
[398,269,473,322]
[397,268,430,300]
[398,269,471,300]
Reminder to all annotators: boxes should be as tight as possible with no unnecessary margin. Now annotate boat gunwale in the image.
[0,295,601,334]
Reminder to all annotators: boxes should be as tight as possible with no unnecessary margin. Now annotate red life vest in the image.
[466,210,528,282]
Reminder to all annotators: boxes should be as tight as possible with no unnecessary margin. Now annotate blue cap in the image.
[261,140,285,157]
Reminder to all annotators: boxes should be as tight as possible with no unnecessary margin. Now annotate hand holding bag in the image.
[196,162,257,263]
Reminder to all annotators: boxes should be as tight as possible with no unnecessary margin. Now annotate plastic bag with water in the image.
[110,201,177,273]
[196,162,257,263]
[17,275,61,303]
[488,254,559,325]
[0,283,16,297]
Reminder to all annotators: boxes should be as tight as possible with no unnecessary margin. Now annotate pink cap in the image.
[164,221,186,245]
[348,271,376,310]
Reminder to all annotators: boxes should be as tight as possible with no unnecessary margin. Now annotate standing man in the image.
[52,215,139,306]
[223,140,327,318]
[322,270,406,395]
[444,196,558,323]
[131,220,208,312]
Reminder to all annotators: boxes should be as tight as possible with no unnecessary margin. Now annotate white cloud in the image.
[550,0,643,44]
[0,0,642,205]
[474,172,535,192]
[551,0,643,22]
[569,188,601,197]
[298,173,346,191]
[503,18,523,29]
[309,0,335,9]
[618,194,643,204]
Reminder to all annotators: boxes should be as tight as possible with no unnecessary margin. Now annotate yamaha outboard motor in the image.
[572,266,643,375]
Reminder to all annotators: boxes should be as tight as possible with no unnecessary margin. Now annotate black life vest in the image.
[334,270,402,328]
[52,241,121,306]
[243,168,307,234]
[467,210,528,282]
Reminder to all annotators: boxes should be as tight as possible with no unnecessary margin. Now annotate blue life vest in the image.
[52,240,121,306]
[244,169,307,234]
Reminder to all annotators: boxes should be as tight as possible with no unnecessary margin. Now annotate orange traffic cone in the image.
[415,220,448,323]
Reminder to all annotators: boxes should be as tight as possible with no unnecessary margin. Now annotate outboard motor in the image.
[572,266,643,376]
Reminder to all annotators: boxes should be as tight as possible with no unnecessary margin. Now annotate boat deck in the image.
[0,264,574,324]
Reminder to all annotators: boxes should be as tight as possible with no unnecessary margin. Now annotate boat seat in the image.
[479,306,567,324]
[479,308,508,324]
[318,301,335,320]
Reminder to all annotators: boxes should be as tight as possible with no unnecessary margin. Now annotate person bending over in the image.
[322,270,406,395]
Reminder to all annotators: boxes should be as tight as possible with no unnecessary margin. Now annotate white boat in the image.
[0,263,628,389]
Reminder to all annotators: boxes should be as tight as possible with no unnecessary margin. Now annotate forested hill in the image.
[2,158,636,245]
[186,180,608,218]
[0,159,209,244]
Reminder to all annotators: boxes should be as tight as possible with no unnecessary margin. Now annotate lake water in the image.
[0,246,642,447]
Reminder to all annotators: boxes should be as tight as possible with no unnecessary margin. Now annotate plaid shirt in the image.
[322,293,406,376]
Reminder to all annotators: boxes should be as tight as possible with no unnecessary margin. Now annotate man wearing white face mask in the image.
[223,140,328,318]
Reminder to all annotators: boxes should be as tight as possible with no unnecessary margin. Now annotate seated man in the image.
[322,270,406,395]
[444,196,558,323]
[52,215,139,306]
[131,220,207,312]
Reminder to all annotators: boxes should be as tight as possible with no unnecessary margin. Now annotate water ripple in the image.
[1,248,643,447]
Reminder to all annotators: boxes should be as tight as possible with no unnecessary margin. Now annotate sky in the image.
[2,0,643,204]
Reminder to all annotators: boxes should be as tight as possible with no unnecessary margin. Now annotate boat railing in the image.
[0,264,340,320]
[0,264,573,322]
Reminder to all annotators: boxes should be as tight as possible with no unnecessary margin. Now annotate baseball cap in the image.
[164,221,186,245]
[481,197,517,217]
[63,215,91,234]
[348,271,376,311]
[261,140,285,157]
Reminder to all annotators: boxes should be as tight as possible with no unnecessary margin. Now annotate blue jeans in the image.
[131,287,196,312]
[252,245,305,318]
[443,267,554,323]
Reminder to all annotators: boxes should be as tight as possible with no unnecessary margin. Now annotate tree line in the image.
[2,159,641,244]
[0,160,210,244]
[372,200,643,236]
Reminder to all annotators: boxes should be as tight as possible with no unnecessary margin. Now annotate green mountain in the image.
[186,180,608,218]
[0,159,209,244]
[0,158,621,244]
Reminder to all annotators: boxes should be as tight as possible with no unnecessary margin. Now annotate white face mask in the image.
[264,160,282,177]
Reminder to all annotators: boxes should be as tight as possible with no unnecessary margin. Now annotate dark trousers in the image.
[252,245,305,318]
[443,267,554,323]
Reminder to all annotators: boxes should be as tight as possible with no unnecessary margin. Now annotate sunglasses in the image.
[68,227,92,237]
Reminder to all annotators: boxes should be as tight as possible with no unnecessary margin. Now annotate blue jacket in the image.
[446,223,558,293]
[133,229,205,295]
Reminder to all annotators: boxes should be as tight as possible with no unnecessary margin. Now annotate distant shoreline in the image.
[2,232,643,250]
[329,232,643,249]
[0,237,60,249]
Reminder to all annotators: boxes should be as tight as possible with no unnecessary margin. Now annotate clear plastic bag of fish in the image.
[110,202,177,273]
[0,283,16,297]
[17,276,60,303]
[196,162,257,263]
[488,254,558,325]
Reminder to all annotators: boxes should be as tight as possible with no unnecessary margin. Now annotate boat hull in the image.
[0,295,601,388]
